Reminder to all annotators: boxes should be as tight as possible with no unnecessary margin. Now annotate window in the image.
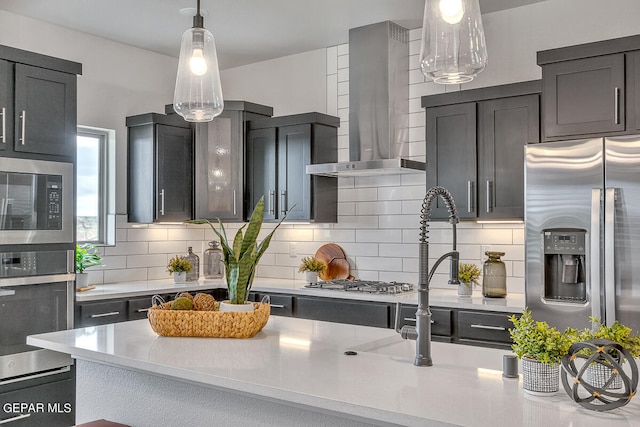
[76,126,115,245]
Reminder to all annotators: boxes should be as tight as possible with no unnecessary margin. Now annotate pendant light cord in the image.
[193,0,204,28]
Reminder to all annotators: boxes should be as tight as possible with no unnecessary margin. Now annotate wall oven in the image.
[0,248,74,381]
[0,157,73,245]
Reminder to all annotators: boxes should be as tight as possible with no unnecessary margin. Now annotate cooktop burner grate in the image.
[305,279,415,295]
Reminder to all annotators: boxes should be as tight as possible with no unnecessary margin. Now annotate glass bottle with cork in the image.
[203,241,224,279]
[184,246,200,282]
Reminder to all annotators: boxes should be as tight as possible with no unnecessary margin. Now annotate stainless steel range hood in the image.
[307,21,426,177]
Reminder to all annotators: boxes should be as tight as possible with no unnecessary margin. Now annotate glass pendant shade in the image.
[419,0,488,84]
[173,26,224,122]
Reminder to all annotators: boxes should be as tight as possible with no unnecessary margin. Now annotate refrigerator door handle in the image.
[590,188,602,322]
[604,187,617,325]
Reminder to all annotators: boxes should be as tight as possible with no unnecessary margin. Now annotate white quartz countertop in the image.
[28,316,640,427]
[76,278,525,313]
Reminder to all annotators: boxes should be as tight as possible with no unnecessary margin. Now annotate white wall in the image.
[0,10,178,214]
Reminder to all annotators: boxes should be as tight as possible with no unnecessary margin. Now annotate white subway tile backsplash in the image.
[409,111,425,128]
[337,53,349,69]
[313,229,355,242]
[379,243,418,258]
[127,254,167,269]
[356,201,402,216]
[127,228,168,242]
[326,73,338,116]
[339,243,378,257]
[104,268,148,283]
[356,229,403,243]
[378,214,420,229]
[337,67,349,82]
[337,93,349,109]
[337,81,349,96]
[326,46,338,74]
[355,256,403,272]
[338,187,378,202]
[104,242,149,256]
[333,215,378,229]
[337,43,349,56]
[148,241,187,254]
[377,185,425,201]
[355,174,401,188]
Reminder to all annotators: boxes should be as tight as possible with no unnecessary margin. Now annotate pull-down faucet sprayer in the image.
[395,186,460,366]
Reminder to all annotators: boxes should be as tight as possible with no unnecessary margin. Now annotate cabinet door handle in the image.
[232,190,237,216]
[486,180,493,213]
[270,304,285,309]
[268,190,275,215]
[19,110,26,145]
[280,191,287,215]
[0,107,5,143]
[470,324,506,331]
[403,317,435,324]
[614,87,620,125]
[90,311,121,318]
[467,181,475,213]
[159,189,165,216]
[0,413,31,424]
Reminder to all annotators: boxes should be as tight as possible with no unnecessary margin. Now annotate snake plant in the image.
[187,196,288,304]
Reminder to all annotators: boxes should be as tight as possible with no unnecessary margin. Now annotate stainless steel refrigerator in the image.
[525,135,640,332]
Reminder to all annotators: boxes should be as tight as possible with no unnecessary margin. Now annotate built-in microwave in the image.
[0,157,73,244]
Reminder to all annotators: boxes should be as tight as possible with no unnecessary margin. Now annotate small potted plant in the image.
[298,256,326,284]
[75,243,103,288]
[508,308,575,395]
[574,317,640,389]
[457,263,481,297]
[167,255,192,284]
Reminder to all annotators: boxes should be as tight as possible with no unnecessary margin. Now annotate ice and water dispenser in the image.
[543,229,587,302]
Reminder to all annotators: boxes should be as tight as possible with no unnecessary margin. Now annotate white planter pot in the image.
[76,272,89,288]
[219,301,255,312]
[457,282,473,296]
[585,360,623,389]
[173,272,187,284]
[522,357,559,395]
[305,271,318,284]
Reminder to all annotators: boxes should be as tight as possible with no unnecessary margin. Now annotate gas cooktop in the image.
[304,279,415,295]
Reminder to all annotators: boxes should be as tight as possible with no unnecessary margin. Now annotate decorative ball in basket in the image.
[561,339,639,411]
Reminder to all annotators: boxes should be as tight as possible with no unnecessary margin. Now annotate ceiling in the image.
[0,0,548,70]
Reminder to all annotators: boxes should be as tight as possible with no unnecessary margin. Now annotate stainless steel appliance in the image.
[0,248,75,380]
[525,136,640,331]
[305,279,415,295]
[0,157,73,244]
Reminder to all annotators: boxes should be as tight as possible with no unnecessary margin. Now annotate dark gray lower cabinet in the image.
[394,305,453,342]
[457,310,514,349]
[295,297,390,328]
[0,367,74,427]
[127,296,156,321]
[76,299,127,327]
[252,292,294,317]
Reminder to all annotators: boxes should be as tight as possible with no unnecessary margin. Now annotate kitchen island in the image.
[28,315,639,426]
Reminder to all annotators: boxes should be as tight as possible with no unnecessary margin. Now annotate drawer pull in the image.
[470,324,506,331]
[0,413,31,424]
[90,311,121,318]
[136,308,150,313]
[403,317,435,324]
[270,304,285,309]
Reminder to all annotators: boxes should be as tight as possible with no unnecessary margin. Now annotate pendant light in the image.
[173,0,224,122]
[419,0,488,84]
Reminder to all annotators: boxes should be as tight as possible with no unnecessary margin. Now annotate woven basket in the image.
[148,302,270,338]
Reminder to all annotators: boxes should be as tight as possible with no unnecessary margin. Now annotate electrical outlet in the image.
[481,245,492,259]
[289,242,297,257]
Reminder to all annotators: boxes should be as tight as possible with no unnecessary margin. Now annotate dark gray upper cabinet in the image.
[541,54,625,139]
[247,113,339,223]
[423,81,541,221]
[0,46,81,160]
[192,101,273,222]
[126,113,193,223]
[425,103,477,220]
[478,94,539,219]
[537,34,640,141]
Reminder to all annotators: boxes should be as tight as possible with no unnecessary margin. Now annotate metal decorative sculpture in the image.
[561,339,638,411]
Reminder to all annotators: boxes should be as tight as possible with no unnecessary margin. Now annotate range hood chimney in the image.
[307,21,426,177]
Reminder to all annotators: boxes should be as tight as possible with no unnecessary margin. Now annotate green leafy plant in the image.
[75,243,103,273]
[508,308,575,365]
[167,256,192,274]
[576,317,640,359]
[187,196,288,304]
[298,256,326,273]
[458,263,481,288]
